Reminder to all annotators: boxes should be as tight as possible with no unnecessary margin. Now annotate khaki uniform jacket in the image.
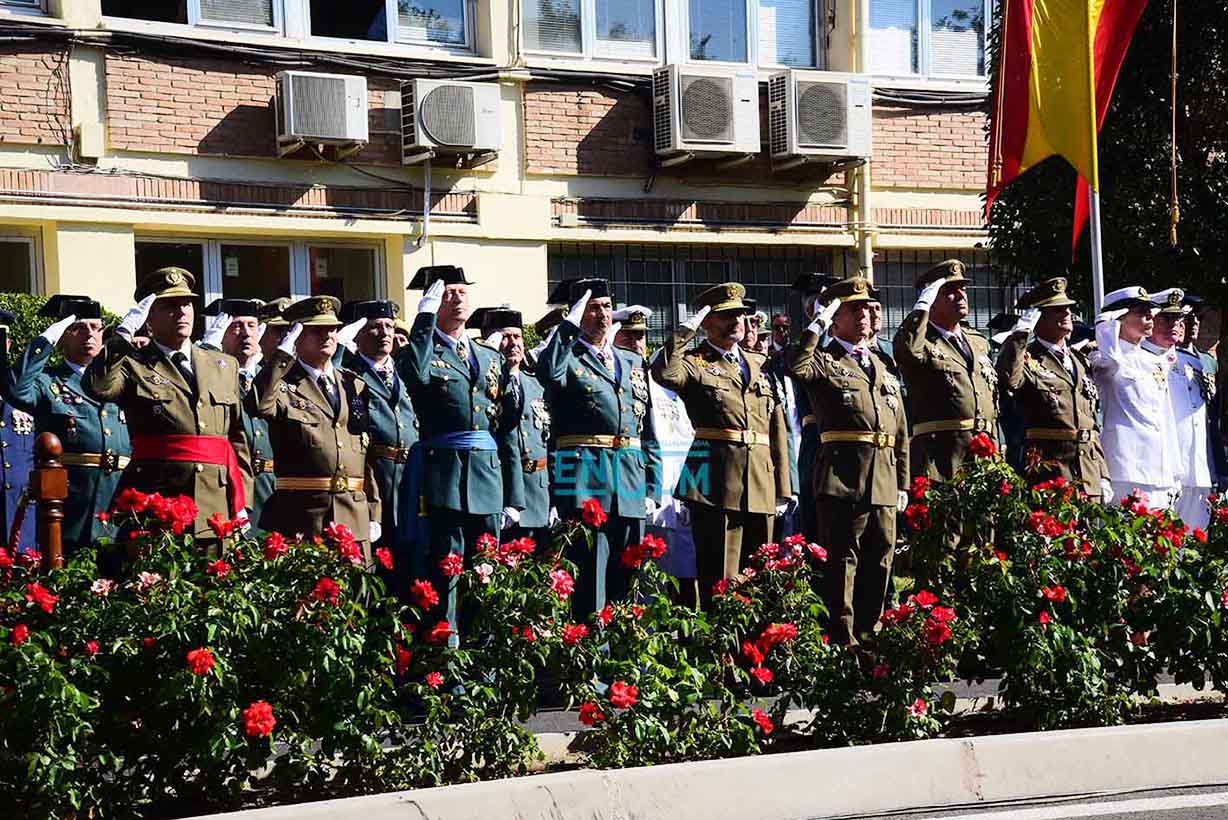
[893,310,999,481]
[996,333,1109,496]
[651,328,791,514]
[82,336,253,538]
[787,332,909,507]
[251,351,381,541]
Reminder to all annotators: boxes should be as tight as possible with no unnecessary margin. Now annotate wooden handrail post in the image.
[31,433,67,571]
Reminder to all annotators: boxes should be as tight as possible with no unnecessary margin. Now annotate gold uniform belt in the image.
[59,452,130,472]
[820,430,897,448]
[276,475,365,493]
[693,428,770,446]
[523,457,548,473]
[556,434,642,450]
[912,417,992,437]
[1026,428,1095,443]
[369,444,412,464]
[252,456,274,475]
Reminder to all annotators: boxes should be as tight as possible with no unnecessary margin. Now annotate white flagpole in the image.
[1088,186,1105,314]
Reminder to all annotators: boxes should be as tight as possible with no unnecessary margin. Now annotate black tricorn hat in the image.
[203,297,265,318]
[40,294,102,320]
[987,312,1019,333]
[471,306,523,333]
[340,300,400,323]
[791,272,839,295]
[548,278,611,305]
[534,306,567,335]
[407,265,473,290]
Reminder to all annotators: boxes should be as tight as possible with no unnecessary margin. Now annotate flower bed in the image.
[3,450,1228,819]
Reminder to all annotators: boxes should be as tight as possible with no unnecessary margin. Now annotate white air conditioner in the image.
[275,71,369,153]
[652,64,760,157]
[768,70,872,161]
[401,79,502,162]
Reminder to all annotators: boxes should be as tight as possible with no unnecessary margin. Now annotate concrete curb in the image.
[195,717,1228,820]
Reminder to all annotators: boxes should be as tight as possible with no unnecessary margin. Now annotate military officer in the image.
[83,268,253,543]
[538,278,659,616]
[996,278,1110,499]
[652,283,792,606]
[789,272,839,542]
[199,298,275,526]
[787,276,909,646]
[338,299,419,574]
[1090,286,1181,506]
[252,297,380,558]
[398,265,524,629]
[893,260,998,481]
[0,315,34,551]
[8,295,131,554]
[473,306,552,544]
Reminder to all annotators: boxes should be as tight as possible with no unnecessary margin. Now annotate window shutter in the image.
[758,0,815,66]
[524,0,583,52]
[198,0,274,26]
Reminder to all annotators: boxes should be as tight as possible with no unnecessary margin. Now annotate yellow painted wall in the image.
[404,237,549,324]
[44,222,136,312]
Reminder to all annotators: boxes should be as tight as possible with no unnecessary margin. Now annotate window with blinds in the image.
[398,0,468,45]
[868,0,917,74]
[757,0,815,66]
[595,0,656,58]
[0,0,43,8]
[525,0,584,52]
[198,0,275,26]
[688,0,748,62]
[929,0,983,75]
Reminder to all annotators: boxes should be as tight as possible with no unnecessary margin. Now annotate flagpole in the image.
[1085,0,1105,315]
[1088,186,1105,314]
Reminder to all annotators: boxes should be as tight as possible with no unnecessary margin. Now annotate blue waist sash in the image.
[426,431,497,450]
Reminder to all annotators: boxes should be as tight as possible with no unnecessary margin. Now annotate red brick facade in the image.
[871,105,987,191]
[0,47,70,147]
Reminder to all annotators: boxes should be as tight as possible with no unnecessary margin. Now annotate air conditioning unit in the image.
[401,79,501,163]
[652,64,760,158]
[768,70,872,161]
[275,71,369,154]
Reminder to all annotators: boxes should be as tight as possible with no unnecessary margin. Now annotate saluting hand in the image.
[807,297,842,335]
[1095,308,1129,324]
[278,322,304,356]
[565,288,592,327]
[201,312,231,349]
[117,294,158,339]
[914,278,946,313]
[681,305,711,332]
[336,317,366,352]
[416,279,446,315]
[484,330,504,350]
[40,314,78,346]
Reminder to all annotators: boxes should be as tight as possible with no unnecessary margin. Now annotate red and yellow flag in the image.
[985,0,1148,220]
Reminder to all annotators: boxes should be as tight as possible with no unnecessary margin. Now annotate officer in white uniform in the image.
[1091,286,1182,508]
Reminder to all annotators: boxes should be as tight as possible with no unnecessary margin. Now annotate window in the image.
[0,0,44,12]
[869,0,988,77]
[102,0,277,29]
[218,243,293,302]
[872,248,1015,335]
[688,0,746,62]
[757,0,815,67]
[525,0,655,58]
[0,233,40,295]
[307,245,379,302]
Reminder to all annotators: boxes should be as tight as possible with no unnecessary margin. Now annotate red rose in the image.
[1037,611,1051,626]
[207,512,235,539]
[475,533,498,556]
[1041,585,1067,603]
[752,708,774,735]
[904,503,931,531]
[264,532,289,560]
[0,547,11,569]
[337,539,363,566]
[394,644,412,675]
[912,590,940,608]
[923,618,952,646]
[439,552,464,577]
[871,662,890,680]
[608,680,638,709]
[969,432,997,458]
[741,640,765,666]
[929,606,956,623]
[425,620,453,645]
[24,583,58,614]
[242,700,276,737]
[323,522,356,545]
[909,475,931,501]
[186,647,215,676]
[807,543,828,562]
[142,637,156,650]
[112,488,150,514]
[641,534,667,560]
[375,548,393,571]
[548,568,575,600]
[410,579,440,610]
[1194,528,1208,544]
[578,702,605,726]
[95,511,110,524]
[581,498,608,529]
[205,559,231,579]
[597,605,614,627]
[749,666,774,685]
[755,623,799,654]
[84,640,100,656]
[425,671,444,689]
[999,480,1014,495]
[311,577,341,605]
[10,624,28,646]
[561,623,589,645]
[906,698,928,718]
[518,625,537,643]
[711,578,730,596]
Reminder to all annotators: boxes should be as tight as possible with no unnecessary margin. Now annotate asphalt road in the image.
[845,786,1228,820]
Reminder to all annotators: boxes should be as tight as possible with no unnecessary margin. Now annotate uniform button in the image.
[3,463,9,469]
[2,442,8,448]
[255,431,262,438]
[195,463,203,473]
[397,422,404,429]
[472,424,480,430]
[104,428,111,435]
[199,422,207,430]
[335,422,341,429]
[617,388,624,395]
[100,410,108,418]
[4,483,9,490]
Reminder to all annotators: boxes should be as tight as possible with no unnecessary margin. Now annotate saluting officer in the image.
[258,297,293,364]
[398,266,524,627]
[538,278,659,616]
[9,296,130,553]
[197,298,276,526]
[997,278,1111,499]
[788,277,909,646]
[894,260,998,480]
[83,268,253,542]
[340,299,419,569]
[652,283,792,606]
[0,313,35,549]
[252,297,381,558]
[789,273,839,542]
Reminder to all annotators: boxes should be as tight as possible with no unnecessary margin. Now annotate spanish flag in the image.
[985,0,1148,221]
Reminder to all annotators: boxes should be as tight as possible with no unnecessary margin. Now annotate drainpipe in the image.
[854,0,875,279]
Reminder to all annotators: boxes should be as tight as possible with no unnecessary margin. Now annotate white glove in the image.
[996,308,1042,344]
[681,305,711,332]
[1101,479,1115,505]
[565,289,592,327]
[484,330,504,350]
[117,294,158,339]
[278,322,303,355]
[1095,308,1129,324]
[40,314,77,346]
[256,322,266,342]
[500,506,521,530]
[369,521,382,543]
[548,506,560,526]
[645,497,657,516]
[607,322,621,345]
[201,312,231,349]
[416,280,446,315]
[337,318,366,352]
[775,498,790,516]
[807,298,842,335]
[898,491,909,513]
[914,279,946,313]
[784,496,799,516]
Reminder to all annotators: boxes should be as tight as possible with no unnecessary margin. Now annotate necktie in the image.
[239,371,253,396]
[319,374,340,416]
[854,347,875,382]
[725,352,738,365]
[171,351,196,393]
[380,366,395,392]
[954,333,974,369]
[596,348,611,369]
[456,339,468,363]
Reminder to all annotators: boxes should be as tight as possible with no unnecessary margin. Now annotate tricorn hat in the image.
[203,297,265,318]
[340,299,400,323]
[40,294,102,321]
[407,265,473,290]
[548,277,611,305]
[471,306,523,333]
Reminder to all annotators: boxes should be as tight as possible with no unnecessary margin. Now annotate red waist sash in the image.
[130,435,247,517]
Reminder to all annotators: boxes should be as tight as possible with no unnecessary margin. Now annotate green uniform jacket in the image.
[9,337,131,546]
[893,309,999,481]
[996,333,1109,496]
[508,368,551,529]
[537,320,660,519]
[252,351,381,540]
[82,337,253,539]
[652,327,791,514]
[236,369,275,523]
[788,332,909,507]
[397,313,524,516]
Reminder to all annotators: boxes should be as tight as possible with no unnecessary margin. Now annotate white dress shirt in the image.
[154,339,194,374]
[580,336,621,380]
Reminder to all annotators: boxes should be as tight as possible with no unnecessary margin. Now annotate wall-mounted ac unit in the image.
[652,64,760,158]
[401,79,501,163]
[768,70,871,161]
[275,72,369,154]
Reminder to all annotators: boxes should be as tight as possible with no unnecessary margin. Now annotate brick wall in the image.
[0,46,70,147]
[524,85,654,177]
[871,105,987,191]
[105,55,401,163]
